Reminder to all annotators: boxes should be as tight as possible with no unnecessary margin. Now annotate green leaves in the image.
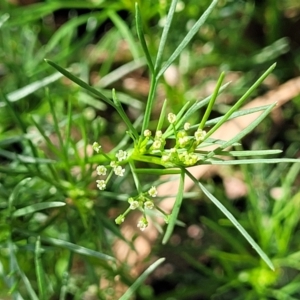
[12,202,65,218]
[119,258,165,300]
[186,170,275,271]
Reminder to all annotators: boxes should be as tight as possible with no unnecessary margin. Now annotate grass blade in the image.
[135,3,154,73]
[186,169,274,270]
[204,63,276,141]
[154,0,178,71]
[162,170,184,244]
[199,72,225,130]
[35,237,47,300]
[108,10,140,60]
[119,258,165,300]
[45,59,115,107]
[202,158,300,165]
[157,0,219,80]
[1,73,62,107]
[12,202,66,218]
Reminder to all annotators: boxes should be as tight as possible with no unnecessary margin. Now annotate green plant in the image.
[1,0,300,299]
[47,0,299,269]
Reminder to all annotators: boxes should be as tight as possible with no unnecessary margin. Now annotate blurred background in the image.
[1,0,300,299]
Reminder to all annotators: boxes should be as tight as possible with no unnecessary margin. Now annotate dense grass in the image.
[1,0,300,299]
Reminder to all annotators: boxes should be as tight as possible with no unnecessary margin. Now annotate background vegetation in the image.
[1,0,300,299]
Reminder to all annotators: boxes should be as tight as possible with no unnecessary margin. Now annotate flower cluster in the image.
[93,111,207,231]
[114,186,168,231]
[93,147,128,191]
[138,113,207,167]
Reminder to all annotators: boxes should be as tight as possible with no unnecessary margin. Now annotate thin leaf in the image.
[154,0,178,71]
[0,73,62,107]
[45,59,115,107]
[203,104,277,127]
[204,63,276,141]
[162,170,184,244]
[112,89,139,140]
[203,103,276,159]
[181,82,231,127]
[199,72,225,129]
[8,178,32,216]
[13,202,66,218]
[35,237,47,300]
[119,258,165,300]
[135,3,154,73]
[156,99,168,132]
[157,0,219,79]
[200,158,300,165]
[186,169,274,270]
[202,149,282,157]
[16,229,115,261]
[108,10,140,60]
[97,57,146,88]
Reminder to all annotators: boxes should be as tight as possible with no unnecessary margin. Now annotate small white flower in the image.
[116,150,128,162]
[178,136,189,147]
[110,161,118,168]
[137,217,148,231]
[184,122,190,131]
[129,200,139,210]
[168,113,176,124]
[96,180,106,190]
[155,130,163,138]
[144,200,154,209]
[92,142,101,153]
[153,140,162,149]
[96,165,107,176]
[148,186,158,197]
[194,129,206,142]
[114,166,125,177]
[144,129,152,137]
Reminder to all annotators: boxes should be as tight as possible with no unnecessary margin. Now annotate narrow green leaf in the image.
[108,10,140,60]
[8,178,32,216]
[186,170,274,270]
[154,0,178,71]
[35,237,47,300]
[8,241,39,300]
[43,12,107,56]
[204,104,276,127]
[0,13,9,28]
[16,229,115,261]
[0,149,54,164]
[45,59,115,107]
[162,170,184,244]
[204,63,276,141]
[13,202,65,218]
[201,158,300,165]
[216,103,276,151]
[181,82,231,127]
[204,103,276,160]
[98,57,146,88]
[156,99,168,132]
[199,72,225,129]
[119,258,165,300]
[0,73,62,107]
[135,3,154,73]
[203,149,283,157]
[157,0,219,79]
[135,168,181,175]
[112,89,139,140]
